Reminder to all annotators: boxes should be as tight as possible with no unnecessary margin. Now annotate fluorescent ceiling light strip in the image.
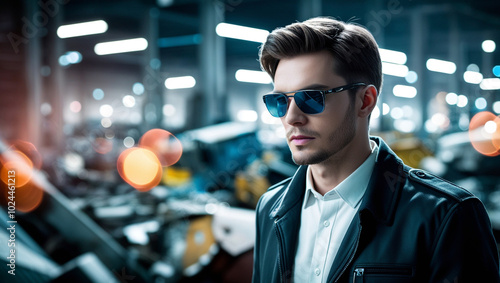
[165,76,196,89]
[379,48,407,64]
[237,110,258,122]
[57,20,108,38]
[94,38,148,55]
[382,62,409,77]
[393,85,417,98]
[426,58,456,74]
[480,78,500,90]
[216,23,269,43]
[463,71,483,84]
[235,69,272,84]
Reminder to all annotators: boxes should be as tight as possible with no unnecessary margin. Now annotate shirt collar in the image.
[304,140,379,209]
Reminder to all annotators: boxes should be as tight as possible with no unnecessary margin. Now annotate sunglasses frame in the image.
[263,82,367,118]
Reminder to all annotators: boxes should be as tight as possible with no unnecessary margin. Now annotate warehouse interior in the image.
[1,0,500,282]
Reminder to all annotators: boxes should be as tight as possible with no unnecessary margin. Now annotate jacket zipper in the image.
[274,218,287,283]
[335,223,362,282]
[353,266,413,282]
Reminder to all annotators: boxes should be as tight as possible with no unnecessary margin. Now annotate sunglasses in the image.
[263,83,367,118]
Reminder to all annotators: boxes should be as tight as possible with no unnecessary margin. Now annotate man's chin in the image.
[291,152,324,165]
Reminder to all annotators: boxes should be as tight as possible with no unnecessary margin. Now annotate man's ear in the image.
[358,85,378,118]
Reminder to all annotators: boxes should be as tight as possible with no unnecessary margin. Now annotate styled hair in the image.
[259,17,382,95]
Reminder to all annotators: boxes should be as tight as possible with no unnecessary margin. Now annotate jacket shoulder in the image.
[268,177,292,192]
[406,168,476,202]
[256,177,292,217]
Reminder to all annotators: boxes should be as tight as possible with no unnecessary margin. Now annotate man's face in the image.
[273,50,358,165]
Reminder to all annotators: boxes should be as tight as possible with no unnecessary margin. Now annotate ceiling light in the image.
[482,40,496,53]
[480,78,500,90]
[164,76,196,89]
[463,71,483,84]
[382,62,409,77]
[426,58,456,74]
[216,23,269,43]
[393,85,417,98]
[378,48,407,64]
[57,20,108,38]
[95,38,148,55]
[235,69,272,84]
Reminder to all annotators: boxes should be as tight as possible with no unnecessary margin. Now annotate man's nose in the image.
[284,98,307,126]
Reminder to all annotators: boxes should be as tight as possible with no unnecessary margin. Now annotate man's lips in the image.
[289,135,315,146]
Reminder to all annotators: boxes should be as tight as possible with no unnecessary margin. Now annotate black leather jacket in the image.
[253,137,499,282]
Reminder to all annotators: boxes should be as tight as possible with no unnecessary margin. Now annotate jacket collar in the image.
[268,136,405,226]
[268,165,307,220]
[359,136,406,226]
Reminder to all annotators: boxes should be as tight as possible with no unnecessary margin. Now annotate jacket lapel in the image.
[269,165,307,280]
[326,137,406,282]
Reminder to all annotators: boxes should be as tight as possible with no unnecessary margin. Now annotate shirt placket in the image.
[310,195,339,283]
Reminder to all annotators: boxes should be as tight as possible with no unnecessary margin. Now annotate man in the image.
[253,17,499,283]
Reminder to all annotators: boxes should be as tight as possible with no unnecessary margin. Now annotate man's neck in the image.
[309,138,372,195]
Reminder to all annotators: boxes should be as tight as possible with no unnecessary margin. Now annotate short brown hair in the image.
[259,17,382,95]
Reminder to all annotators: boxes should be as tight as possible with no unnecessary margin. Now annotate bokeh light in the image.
[123,95,136,107]
[4,182,44,213]
[9,140,42,170]
[40,102,52,116]
[0,141,44,213]
[139,129,183,167]
[117,147,162,191]
[101,118,112,128]
[163,104,176,117]
[445,92,458,105]
[457,95,468,108]
[133,82,145,95]
[99,104,113,117]
[468,111,500,157]
[93,137,113,154]
[475,97,487,110]
[1,150,34,187]
[123,137,135,148]
[70,101,82,113]
[93,88,104,100]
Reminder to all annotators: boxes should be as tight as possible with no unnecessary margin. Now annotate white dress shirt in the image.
[293,141,379,283]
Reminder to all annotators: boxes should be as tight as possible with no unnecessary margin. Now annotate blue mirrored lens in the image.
[264,94,288,117]
[295,91,324,114]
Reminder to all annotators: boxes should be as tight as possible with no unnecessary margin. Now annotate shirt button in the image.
[323,220,330,227]
[315,268,321,276]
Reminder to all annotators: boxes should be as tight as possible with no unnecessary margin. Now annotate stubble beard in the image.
[291,102,357,166]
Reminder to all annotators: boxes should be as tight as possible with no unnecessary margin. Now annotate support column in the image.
[25,0,43,148]
[199,0,227,126]
[44,0,65,152]
[142,7,163,131]
[410,8,427,138]
[449,13,460,94]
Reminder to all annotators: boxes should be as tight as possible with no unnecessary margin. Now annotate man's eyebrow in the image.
[272,84,330,93]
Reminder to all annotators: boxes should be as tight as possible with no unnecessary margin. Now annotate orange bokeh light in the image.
[139,129,183,167]
[468,111,500,157]
[9,140,42,170]
[4,182,44,213]
[117,147,162,192]
[1,150,34,187]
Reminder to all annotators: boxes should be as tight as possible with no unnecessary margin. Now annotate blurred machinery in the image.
[0,121,280,283]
